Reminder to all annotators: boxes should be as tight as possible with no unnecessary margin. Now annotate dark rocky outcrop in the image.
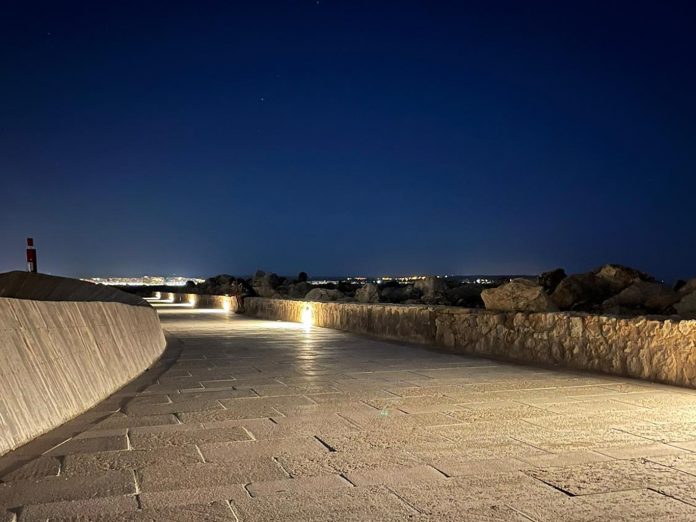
[305,288,344,302]
[355,283,380,303]
[287,282,313,299]
[537,268,566,293]
[594,264,655,293]
[380,285,419,304]
[676,291,696,318]
[445,285,484,308]
[551,273,613,311]
[602,281,679,314]
[481,279,558,312]
[252,270,282,298]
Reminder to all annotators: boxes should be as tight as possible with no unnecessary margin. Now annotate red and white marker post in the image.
[26,237,37,273]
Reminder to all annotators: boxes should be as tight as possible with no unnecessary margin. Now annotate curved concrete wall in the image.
[0,275,165,456]
[244,297,696,388]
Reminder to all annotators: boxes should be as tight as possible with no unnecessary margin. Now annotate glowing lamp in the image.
[301,305,313,328]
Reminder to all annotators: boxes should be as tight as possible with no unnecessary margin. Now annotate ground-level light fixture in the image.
[188,295,198,307]
[301,305,313,329]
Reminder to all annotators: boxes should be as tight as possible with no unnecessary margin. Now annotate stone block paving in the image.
[4,304,696,520]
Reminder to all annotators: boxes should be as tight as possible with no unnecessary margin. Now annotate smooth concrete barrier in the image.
[243,297,696,388]
[0,273,166,456]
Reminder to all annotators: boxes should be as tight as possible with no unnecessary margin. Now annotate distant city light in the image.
[81,276,205,287]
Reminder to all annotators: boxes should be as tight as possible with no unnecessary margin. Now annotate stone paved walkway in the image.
[4,302,696,520]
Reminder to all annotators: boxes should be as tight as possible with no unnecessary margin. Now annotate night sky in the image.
[2,1,695,281]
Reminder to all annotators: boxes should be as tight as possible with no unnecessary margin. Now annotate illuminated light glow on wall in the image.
[188,295,198,307]
[155,292,161,300]
[301,305,313,329]
[222,298,231,312]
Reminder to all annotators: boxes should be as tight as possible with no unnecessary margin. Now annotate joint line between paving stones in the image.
[384,486,427,515]
[338,473,356,487]
[195,444,206,463]
[224,500,241,522]
[335,412,365,430]
[272,456,293,478]
[314,435,337,452]
[648,486,696,509]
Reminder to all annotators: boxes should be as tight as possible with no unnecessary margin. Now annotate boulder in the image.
[537,268,566,293]
[287,282,313,299]
[304,288,344,302]
[551,273,613,311]
[602,281,679,313]
[297,271,309,283]
[414,277,447,297]
[355,283,380,303]
[381,285,418,303]
[252,270,281,298]
[481,279,558,312]
[445,285,484,307]
[675,292,696,318]
[677,278,696,296]
[594,264,654,293]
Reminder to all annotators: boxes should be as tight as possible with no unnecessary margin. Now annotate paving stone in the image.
[526,458,696,495]
[346,464,445,486]
[199,437,328,463]
[426,456,532,477]
[515,489,696,521]
[617,422,696,443]
[91,413,179,430]
[124,399,223,416]
[246,474,351,497]
[250,383,339,397]
[45,435,128,456]
[364,394,461,413]
[19,494,138,521]
[0,470,135,509]
[246,414,360,440]
[277,449,424,478]
[0,456,60,482]
[62,446,203,475]
[647,453,696,475]
[594,443,688,460]
[137,461,287,492]
[514,427,650,451]
[228,485,418,521]
[129,426,252,449]
[517,451,613,468]
[168,389,258,402]
[391,472,562,518]
[318,427,448,452]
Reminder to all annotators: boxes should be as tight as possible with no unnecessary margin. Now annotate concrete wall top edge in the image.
[0,271,148,307]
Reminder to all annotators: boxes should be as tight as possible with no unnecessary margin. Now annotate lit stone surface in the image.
[3,303,696,520]
[0,294,165,455]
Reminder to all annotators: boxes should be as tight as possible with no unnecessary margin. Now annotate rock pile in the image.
[181,264,696,319]
[482,264,696,318]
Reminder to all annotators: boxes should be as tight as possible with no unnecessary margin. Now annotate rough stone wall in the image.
[161,292,241,312]
[0,298,165,456]
[243,297,696,388]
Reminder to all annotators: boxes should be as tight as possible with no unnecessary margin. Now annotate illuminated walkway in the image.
[4,303,696,520]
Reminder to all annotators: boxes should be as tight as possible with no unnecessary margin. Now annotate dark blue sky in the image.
[2,1,695,280]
